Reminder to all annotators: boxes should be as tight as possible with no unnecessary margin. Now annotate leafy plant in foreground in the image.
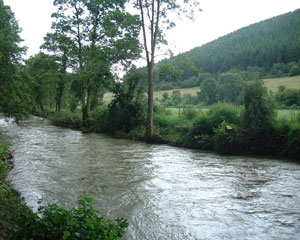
[12,192,128,240]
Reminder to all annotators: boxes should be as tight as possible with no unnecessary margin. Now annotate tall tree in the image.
[41,32,71,112]
[0,0,29,120]
[132,0,201,140]
[46,0,140,123]
[24,53,60,112]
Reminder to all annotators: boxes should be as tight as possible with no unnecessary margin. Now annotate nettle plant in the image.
[12,192,128,240]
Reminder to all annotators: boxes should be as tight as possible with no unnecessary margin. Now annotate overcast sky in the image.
[3,0,300,59]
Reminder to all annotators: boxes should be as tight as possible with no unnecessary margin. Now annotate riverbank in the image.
[47,103,300,161]
[0,131,129,240]
[0,135,28,240]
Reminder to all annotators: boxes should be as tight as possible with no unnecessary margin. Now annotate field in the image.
[263,75,300,92]
[103,75,300,103]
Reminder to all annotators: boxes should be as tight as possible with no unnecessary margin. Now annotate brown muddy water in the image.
[0,116,299,240]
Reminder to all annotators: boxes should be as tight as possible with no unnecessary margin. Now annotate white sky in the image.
[3,0,300,60]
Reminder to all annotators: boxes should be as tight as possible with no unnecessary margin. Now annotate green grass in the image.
[276,109,300,120]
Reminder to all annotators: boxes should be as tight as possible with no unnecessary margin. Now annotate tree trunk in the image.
[86,87,92,118]
[146,63,154,140]
[82,85,88,124]
[56,83,64,112]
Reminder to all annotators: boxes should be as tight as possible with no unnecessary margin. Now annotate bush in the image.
[192,114,217,136]
[51,111,82,129]
[160,82,174,90]
[289,66,300,76]
[182,107,198,120]
[243,81,275,135]
[89,105,109,132]
[181,77,197,88]
[281,121,300,158]
[171,90,181,106]
[12,193,128,240]
[275,89,300,107]
[209,102,241,125]
[162,92,169,100]
[214,121,238,154]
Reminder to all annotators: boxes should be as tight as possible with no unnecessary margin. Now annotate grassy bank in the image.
[50,101,300,160]
[0,135,28,240]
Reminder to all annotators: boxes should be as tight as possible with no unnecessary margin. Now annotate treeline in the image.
[153,9,300,89]
[50,80,300,160]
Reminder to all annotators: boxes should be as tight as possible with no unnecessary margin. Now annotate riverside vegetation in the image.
[50,80,300,160]
[0,136,129,240]
[1,0,300,238]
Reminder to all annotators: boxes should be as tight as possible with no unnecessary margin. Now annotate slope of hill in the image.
[158,9,300,81]
[183,9,300,73]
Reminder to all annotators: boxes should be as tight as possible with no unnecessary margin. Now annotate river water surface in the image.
[1,117,300,240]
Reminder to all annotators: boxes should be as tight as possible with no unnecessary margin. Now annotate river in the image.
[0,116,299,240]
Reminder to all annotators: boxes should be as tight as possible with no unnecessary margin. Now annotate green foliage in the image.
[200,78,218,104]
[12,192,128,240]
[155,64,183,85]
[241,81,276,153]
[160,82,174,90]
[107,68,146,133]
[217,72,245,103]
[289,65,300,76]
[243,82,275,135]
[192,113,217,136]
[155,9,300,87]
[184,9,300,73]
[47,0,141,122]
[181,77,198,88]
[51,111,82,129]
[0,1,29,120]
[213,121,238,154]
[162,92,169,100]
[197,72,212,85]
[24,53,61,113]
[182,107,198,120]
[281,121,300,158]
[89,105,109,133]
[209,102,241,125]
[275,88,300,107]
[171,90,181,106]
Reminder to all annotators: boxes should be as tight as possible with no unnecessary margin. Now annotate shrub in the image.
[289,66,300,76]
[160,82,174,90]
[12,193,128,240]
[182,107,198,120]
[281,121,300,158]
[171,90,181,106]
[89,105,109,132]
[243,81,275,135]
[51,111,82,129]
[209,102,241,125]
[162,92,169,100]
[214,121,238,154]
[192,114,217,136]
[181,77,197,88]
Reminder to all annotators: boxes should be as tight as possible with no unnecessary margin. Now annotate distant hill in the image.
[160,9,300,76]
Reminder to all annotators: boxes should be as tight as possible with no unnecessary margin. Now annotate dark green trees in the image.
[24,53,61,113]
[243,81,275,136]
[200,78,218,104]
[45,0,141,124]
[0,0,29,120]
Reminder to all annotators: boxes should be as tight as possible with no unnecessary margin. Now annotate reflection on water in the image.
[1,117,300,240]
